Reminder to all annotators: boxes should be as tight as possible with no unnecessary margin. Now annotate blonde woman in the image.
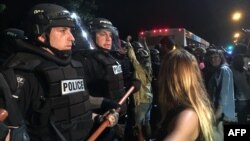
[156,49,215,141]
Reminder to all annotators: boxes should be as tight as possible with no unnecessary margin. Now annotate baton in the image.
[87,85,136,141]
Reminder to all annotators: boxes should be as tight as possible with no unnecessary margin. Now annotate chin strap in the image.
[49,47,72,59]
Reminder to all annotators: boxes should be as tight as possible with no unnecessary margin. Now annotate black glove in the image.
[101,98,121,112]
[131,79,141,93]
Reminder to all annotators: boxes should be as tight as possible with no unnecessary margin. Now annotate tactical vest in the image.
[9,56,93,141]
[93,52,125,101]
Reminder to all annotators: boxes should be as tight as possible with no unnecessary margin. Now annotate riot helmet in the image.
[150,48,160,63]
[25,3,95,59]
[88,18,119,51]
[24,3,75,59]
[131,41,150,67]
[26,3,75,38]
[89,18,117,33]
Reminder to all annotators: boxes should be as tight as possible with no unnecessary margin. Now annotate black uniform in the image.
[0,3,123,141]
[0,38,97,141]
[78,50,125,103]
[74,49,126,141]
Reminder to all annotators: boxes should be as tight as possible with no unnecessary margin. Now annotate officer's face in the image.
[49,27,75,51]
[95,29,112,50]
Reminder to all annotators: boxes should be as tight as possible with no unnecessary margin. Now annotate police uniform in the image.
[74,18,126,141]
[79,50,125,103]
[0,3,118,141]
[2,40,94,141]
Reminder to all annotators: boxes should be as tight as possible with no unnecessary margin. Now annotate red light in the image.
[178,28,182,31]
[153,30,156,33]
[159,29,162,32]
[140,32,144,35]
[164,29,168,32]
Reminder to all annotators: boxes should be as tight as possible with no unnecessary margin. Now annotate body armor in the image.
[6,52,93,141]
[90,51,125,102]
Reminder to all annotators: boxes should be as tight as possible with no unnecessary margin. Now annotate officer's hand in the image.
[106,109,119,127]
[101,98,121,111]
[0,109,8,122]
[0,109,9,141]
[126,35,132,42]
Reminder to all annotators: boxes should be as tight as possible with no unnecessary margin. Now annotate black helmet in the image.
[150,48,160,56]
[89,18,117,33]
[131,41,144,50]
[88,18,119,51]
[26,3,75,38]
[131,41,150,65]
[132,41,149,58]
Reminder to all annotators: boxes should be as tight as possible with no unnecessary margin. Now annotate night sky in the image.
[1,0,250,46]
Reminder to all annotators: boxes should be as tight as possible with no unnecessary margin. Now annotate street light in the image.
[233,32,240,38]
[232,11,242,22]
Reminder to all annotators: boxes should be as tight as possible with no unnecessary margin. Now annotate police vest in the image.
[8,54,93,141]
[93,51,125,101]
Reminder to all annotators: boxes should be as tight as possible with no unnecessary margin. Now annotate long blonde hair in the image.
[158,49,215,141]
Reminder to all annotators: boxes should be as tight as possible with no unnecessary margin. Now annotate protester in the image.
[203,49,236,140]
[155,49,215,141]
[125,36,153,141]
[156,36,175,60]
[230,54,250,124]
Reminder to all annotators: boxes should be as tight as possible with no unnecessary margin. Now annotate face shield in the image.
[111,27,121,52]
[70,13,96,52]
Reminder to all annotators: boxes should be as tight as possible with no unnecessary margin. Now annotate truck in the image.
[138,28,210,49]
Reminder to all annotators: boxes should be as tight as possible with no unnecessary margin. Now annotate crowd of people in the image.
[0,2,250,141]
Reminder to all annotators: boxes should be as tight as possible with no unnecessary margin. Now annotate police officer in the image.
[81,18,125,102]
[0,3,119,141]
[73,18,126,141]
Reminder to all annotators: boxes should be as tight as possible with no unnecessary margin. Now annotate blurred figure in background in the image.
[203,49,236,140]
[230,54,250,124]
[193,47,206,70]
[156,36,175,60]
[148,48,161,133]
[156,49,214,141]
[125,36,153,141]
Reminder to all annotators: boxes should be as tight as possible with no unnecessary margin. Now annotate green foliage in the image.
[0,4,6,13]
